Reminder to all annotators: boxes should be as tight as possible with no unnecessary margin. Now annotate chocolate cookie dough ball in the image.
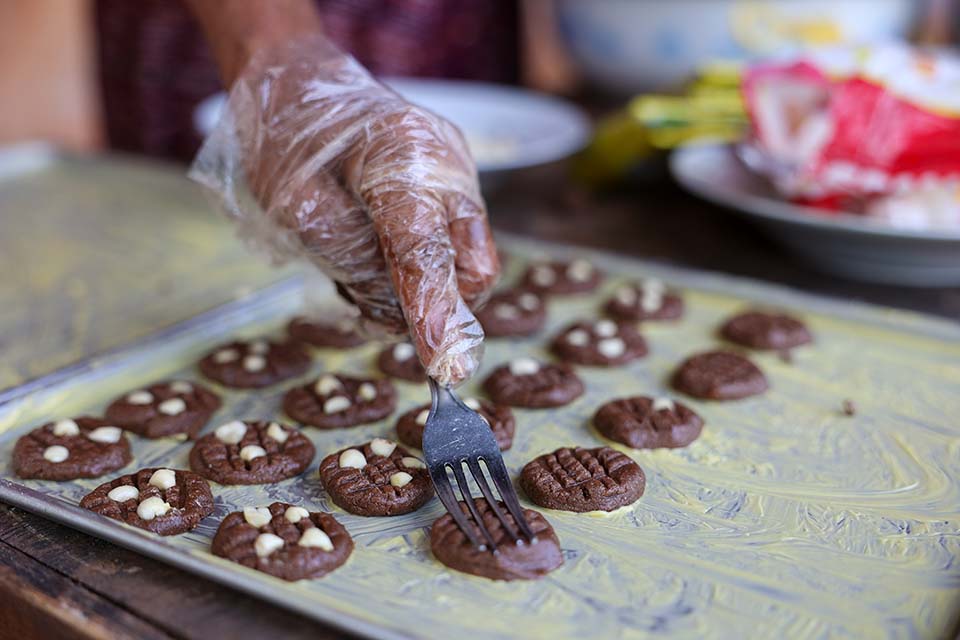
[395,398,515,451]
[521,259,603,295]
[520,446,645,512]
[189,420,315,485]
[13,417,132,480]
[593,396,704,449]
[318,439,432,517]
[287,316,366,349]
[283,374,396,429]
[550,319,648,367]
[377,342,427,382]
[198,338,311,388]
[430,498,563,580]
[80,468,214,536]
[211,502,353,581]
[105,380,221,439]
[720,310,812,350]
[482,358,584,408]
[475,289,546,337]
[604,279,684,322]
[671,350,768,400]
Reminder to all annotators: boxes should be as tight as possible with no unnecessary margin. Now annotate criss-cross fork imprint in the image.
[422,379,536,552]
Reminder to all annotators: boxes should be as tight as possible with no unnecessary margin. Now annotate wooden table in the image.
[2,162,957,640]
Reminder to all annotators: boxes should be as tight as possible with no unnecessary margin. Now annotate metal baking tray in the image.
[2,235,958,639]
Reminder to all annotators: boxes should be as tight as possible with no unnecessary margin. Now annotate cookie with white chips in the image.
[105,380,221,439]
[376,342,427,382]
[395,397,515,451]
[604,279,684,322]
[198,339,311,388]
[593,396,704,449]
[475,289,546,337]
[188,420,315,485]
[318,439,432,516]
[13,416,132,480]
[287,316,366,349]
[79,467,213,536]
[482,358,584,408]
[283,374,397,429]
[211,502,353,581]
[521,259,603,296]
[549,319,648,367]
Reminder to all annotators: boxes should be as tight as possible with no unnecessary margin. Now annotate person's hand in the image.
[191,37,499,386]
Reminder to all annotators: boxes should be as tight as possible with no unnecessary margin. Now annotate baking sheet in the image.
[1,235,959,639]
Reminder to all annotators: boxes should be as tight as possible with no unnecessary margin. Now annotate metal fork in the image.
[423,378,536,551]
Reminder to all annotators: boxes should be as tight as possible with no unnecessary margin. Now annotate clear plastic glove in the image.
[190,37,499,386]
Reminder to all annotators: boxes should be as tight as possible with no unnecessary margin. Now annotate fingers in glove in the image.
[445,191,500,306]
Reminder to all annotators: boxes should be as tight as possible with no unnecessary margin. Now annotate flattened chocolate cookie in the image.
[475,289,546,337]
[604,279,684,322]
[80,467,213,536]
[376,342,427,382]
[430,499,563,581]
[521,259,603,295]
[211,502,353,581]
[672,350,768,400]
[287,316,366,349]
[520,446,645,512]
[283,374,396,429]
[318,439,432,516]
[395,398,515,451]
[482,358,584,408]
[13,417,132,481]
[720,310,812,350]
[189,420,315,485]
[105,380,221,439]
[594,396,703,449]
[549,319,648,366]
[198,338,311,388]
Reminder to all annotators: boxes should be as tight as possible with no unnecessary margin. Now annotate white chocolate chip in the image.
[169,381,193,394]
[266,422,289,443]
[641,287,664,312]
[530,264,556,287]
[392,342,415,361]
[390,471,413,488]
[43,445,69,463]
[509,357,540,376]
[401,456,426,469]
[137,496,171,520]
[463,397,481,411]
[615,286,637,305]
[243,506,273,528]
[642,277,666,292]
[597,337,626,359]
[158,398,187,416]
[254,533,284,558]
[126,390,154,405]
[247,339,270,355]
[149,468,177,490]
[323,396,352,413]
[339,449,366,469]
[107,485,139,502]
[415,409,430,426]
[314,374,342,396]
[284,506,310,523]
[594,319,618,337]
[358,382,378,401]
[52,419,80,437]
[518,293,540,311]
[240,445,267,462]
[243,355,266,372]
[87,426,122,444]
[298,527,333,551]
[212,349,239,364]
[566,259,593,282]
[493,303,519,320]
[215,421,247,445]
[653,397,676,412]
[370,438,397,457]
[565,328,590,347]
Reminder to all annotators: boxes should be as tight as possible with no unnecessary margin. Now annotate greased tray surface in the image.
[1,236,959,640]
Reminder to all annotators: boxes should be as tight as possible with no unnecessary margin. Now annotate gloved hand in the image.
[190,37,499,386]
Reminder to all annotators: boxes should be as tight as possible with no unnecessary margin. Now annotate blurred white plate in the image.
[670,143,960,286]
[195,79,590,181]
